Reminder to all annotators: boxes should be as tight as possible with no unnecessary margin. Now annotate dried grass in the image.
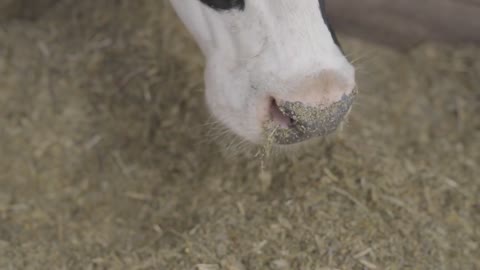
[0,0,479,269]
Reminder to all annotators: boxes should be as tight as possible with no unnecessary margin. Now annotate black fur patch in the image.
[319,0,341,48]
[199,0,245,11]
[198,0,341,51]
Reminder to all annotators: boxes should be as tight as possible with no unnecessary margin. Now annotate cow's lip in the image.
[268,97,295,129]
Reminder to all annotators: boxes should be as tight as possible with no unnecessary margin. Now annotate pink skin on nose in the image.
[276,69,355,107]
[258,69,355,128]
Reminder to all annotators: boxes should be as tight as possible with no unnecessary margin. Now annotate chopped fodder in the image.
[0,1,479,270]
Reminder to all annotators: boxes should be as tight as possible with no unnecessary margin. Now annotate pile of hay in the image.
[0,0,478,269]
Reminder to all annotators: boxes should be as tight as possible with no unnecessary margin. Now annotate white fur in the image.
[169,0,355,144]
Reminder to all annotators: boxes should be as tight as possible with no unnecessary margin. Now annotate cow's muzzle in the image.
[265,89,357,145]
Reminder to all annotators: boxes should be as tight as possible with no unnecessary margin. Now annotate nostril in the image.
[269,97,294,128]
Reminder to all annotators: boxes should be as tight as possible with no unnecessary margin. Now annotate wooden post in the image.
[0,0,59,21]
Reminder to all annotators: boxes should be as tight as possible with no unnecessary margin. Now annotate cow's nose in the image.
[266,89,357,145]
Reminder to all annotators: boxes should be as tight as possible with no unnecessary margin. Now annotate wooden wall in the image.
[1,0,479,49]
[0,0,59,21]
[327,0,480,49]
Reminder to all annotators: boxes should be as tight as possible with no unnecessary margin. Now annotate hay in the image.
[0,0,479,269]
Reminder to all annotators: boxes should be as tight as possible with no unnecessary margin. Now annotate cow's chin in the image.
[203,101,330,158]
[204,91,316,150]
[204,90,265,147]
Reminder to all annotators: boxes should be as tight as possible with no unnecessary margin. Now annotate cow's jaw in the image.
[169,0,356,145]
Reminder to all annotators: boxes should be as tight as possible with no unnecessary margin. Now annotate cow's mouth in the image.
[268,98,295,129]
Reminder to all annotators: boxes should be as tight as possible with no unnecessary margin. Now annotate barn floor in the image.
[0,1,479,269]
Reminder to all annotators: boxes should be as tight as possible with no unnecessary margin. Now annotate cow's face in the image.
[170,0,356,145]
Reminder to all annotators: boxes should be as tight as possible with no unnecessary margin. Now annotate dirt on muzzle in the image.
[265,89,357,145]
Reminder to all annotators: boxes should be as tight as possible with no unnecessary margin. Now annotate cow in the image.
[169,0,356,145]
